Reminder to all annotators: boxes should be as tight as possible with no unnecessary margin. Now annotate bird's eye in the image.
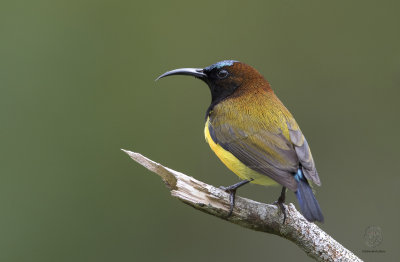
[217,69,229,79]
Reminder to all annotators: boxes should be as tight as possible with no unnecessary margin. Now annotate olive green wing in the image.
[287,121,321,186]
[208,114,299,191]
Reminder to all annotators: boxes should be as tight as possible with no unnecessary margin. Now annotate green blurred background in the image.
[1,0,399,261]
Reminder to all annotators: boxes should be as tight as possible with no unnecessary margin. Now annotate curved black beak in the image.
[156,68,206,81]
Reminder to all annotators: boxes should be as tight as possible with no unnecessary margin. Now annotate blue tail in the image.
[294,169,324,222]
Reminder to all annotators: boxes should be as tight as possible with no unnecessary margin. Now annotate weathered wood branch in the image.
[122,149,362,262]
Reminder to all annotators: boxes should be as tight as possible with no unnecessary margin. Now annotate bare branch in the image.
[122,149,362,262]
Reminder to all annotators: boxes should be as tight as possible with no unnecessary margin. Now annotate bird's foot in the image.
[219,186,237,218]
[273,187,287,224]
[219,179,253,218]
[273,199,287,224]
[219,185,236,192]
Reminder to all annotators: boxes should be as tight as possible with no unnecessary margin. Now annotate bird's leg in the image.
[220,179,253,217]
[274,186,287,224]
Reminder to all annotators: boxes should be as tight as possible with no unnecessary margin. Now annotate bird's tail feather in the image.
[295,170,324,222]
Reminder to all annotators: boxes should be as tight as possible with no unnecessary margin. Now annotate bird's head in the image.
[156,60,268,105]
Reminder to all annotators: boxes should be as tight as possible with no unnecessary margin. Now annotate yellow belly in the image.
[204,118,277,186]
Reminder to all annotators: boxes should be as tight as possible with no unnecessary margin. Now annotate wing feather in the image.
[288,122,321,186]
[208,94,321,190]
[209,114,299,191]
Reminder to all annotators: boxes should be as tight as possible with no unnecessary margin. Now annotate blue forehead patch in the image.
[204,60,238,71]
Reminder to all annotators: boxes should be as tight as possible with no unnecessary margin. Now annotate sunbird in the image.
[157,60,324,223]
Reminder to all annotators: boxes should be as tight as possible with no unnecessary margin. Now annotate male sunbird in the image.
[157,60,324,223]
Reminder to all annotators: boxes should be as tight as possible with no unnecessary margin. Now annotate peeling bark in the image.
[122,149,362,262]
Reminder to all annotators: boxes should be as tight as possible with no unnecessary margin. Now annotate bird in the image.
[156,60,324,223]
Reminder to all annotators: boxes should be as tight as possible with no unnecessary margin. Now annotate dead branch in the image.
[122,149,362,262]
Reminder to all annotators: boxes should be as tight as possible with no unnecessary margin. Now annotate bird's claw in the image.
[219,186,236,218]
[218,180,252,218]
[274,200,287,224]
[219,185,234,192]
